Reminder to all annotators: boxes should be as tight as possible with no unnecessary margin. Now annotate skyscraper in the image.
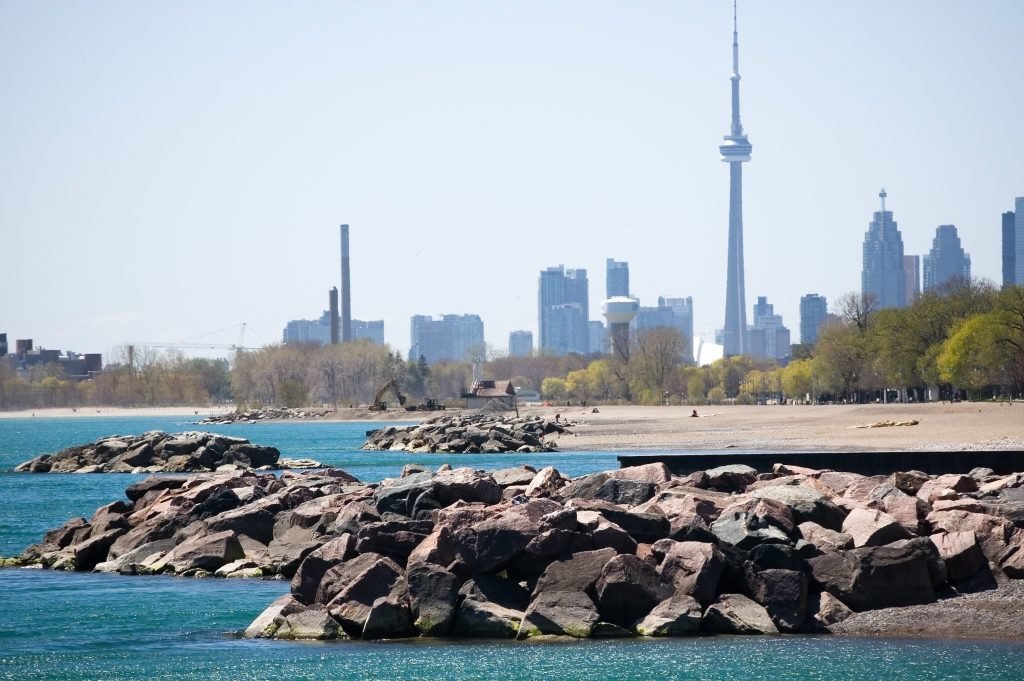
[1003,210,1016,287]
[799,294,827,345]
[720,2,752,357]
[750,296,790,362]
[509,330,533,357]
[861,189,906,309]
[923,225,971,292]
[538,265,590,355]
[1015,198,1024,285]
[409,314,484,363]
[633,296,695,363]
[606,259,630,298]
[903,255,921,306]
[339,224,352,342]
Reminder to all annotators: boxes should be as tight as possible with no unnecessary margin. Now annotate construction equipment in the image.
[405,398,446,412]
[370,379,407,411]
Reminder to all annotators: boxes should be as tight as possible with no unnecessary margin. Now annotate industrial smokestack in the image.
[340,224,352,342]
[329,287,340,345]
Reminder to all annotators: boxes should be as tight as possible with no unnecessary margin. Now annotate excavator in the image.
[369,378,407,411]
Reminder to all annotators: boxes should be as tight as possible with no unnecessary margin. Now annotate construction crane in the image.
[120,323,262,364]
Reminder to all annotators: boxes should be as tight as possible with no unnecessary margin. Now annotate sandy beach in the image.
[515,403,1024,452]
[4,403,1021,451]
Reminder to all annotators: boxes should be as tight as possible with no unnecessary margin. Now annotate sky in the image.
[2,1,1022,361]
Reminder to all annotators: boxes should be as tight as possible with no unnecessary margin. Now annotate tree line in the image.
[3,281,1020,411]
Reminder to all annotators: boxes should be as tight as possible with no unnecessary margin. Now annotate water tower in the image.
[602,296,639,361]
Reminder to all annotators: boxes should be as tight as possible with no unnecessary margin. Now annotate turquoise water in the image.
[1,416,1023,680]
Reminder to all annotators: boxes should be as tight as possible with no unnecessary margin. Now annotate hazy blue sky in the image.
[2,1,1022,360]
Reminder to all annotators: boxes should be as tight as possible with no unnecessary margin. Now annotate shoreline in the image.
[2,403,1022,453]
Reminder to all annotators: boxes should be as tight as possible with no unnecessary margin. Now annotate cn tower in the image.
[720,0,752,357]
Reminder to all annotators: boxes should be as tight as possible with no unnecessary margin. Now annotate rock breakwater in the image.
[362,414,568,453]
[197,408,332,425]
[14,431,285,473]
[13,459,1024,641]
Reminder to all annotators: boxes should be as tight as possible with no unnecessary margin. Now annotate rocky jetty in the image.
[362,414,568,453]
[197,408,332,425]
[14,431,287,474]
[14,459,1024,641]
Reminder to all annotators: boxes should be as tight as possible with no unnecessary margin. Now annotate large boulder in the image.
[449,508,538,573]
[929,531,986,582]
[750,485,846,532]
[451,575,529,638]
[274,604,342,640]
[633,595,702,637]
[743,567,808,632]
[290,534,357,605]
[711,498,793,550]
[705,465,759,492]
[153,529,245,573]
[653,540,724,606]
[355,519,434,565]
[797,521,853,553]
[807,541,937,611]
[701,594,779,635]
[608,462,671,486]
[841,508,913,548]
[594,554,674,628]
[407,563,461,636]
[518,590,601,639]
[325,555,407,637]
[244,594,306,638]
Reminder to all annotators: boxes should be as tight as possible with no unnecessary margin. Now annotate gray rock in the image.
[519,590,601,639]
[807,542,937,611]
[702,593,779,635]
[407,562,460,636]
[595,554,674,628]
[451,575,529,638]
[634,595,702,637]
[291,534,357,605]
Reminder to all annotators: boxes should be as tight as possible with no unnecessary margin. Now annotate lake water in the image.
[1,415,1022,680]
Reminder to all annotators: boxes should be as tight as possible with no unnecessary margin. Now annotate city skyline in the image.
[2,2,1022,360]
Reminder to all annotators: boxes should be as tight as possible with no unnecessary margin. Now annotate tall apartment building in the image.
[1004,209,1016,287]
[352,320,385,345]
[538,266,589,355]
[862,189,906,309]
[1007,198,1024,286]
[632,296,694,363]
[799,294,828,345]
[750,296,791,362]
[588,320,608,356]
[903,256,921,306]
[923,225,971,292]
[508,330,533,358]
[409,314,484,363]
[284,312,384,346]
[606,259,629,298]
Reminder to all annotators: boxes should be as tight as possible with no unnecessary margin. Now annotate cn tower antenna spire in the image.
[720,0,752,357]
